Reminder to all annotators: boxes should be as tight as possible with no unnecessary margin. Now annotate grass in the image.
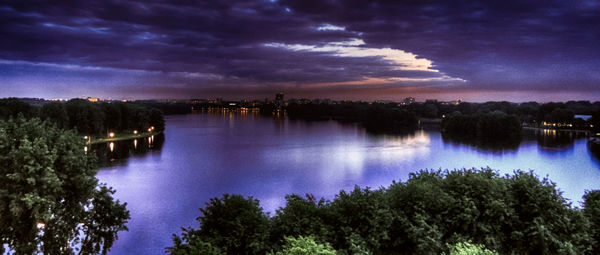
[87,131,161,145]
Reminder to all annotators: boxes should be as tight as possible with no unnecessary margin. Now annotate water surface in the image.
[96,113,600,254]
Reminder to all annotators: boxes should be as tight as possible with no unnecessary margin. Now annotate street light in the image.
[108,132,115,138]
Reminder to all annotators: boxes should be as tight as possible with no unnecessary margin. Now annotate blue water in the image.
[95,113,600,254]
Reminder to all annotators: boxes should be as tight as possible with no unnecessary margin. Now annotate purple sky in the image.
[1,0,599,102]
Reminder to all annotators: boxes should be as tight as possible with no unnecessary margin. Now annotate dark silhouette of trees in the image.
[364,107,418,133]
[546,108,575,124]
[286,102,417,134]
[65,99,106,135]
[40,102,69,129]
[0,98,38,119]
[441,111,522,143]
[0,99,166,136]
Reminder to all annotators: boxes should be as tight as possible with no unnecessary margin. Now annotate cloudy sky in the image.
[1,0,599,101]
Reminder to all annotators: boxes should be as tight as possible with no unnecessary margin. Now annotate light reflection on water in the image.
[95,113,600,255]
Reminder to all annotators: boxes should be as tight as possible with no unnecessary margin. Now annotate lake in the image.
[95,112,600,254]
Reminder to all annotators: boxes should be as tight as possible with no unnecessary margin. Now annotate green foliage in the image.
[0,117,129,254]
[168,233,224,255]
[171,169,597,254]
[446,241,498,255]
[326,187,392,252]
[169,194,270,254]
[271,194,330,248]
[583,190,600,254]
[271,236,336,255]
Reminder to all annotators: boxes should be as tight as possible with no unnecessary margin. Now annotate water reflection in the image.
[440,133,521,152]
[520,129,588,153]
[91,134,164,167]
[95,113,600,255]
[589,140,600,162]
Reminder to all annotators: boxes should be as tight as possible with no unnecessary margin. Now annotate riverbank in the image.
[522,126,591,135]
[88,131,162,145]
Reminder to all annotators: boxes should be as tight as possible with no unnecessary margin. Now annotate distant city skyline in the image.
[1,1,599,101]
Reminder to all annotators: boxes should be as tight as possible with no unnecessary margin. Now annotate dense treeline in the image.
[408,100,600,128]
[286,102,418,133]
[0,98,165,135]
[170,169,600,254]
[136,100,193,115]
[282,101,600,135]
[441,111,522,142]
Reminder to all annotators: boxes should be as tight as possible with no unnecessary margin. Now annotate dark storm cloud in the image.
[0,0,598,99]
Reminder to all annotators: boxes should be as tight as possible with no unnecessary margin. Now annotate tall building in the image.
[275,92,284,111]
[403,97,415,105]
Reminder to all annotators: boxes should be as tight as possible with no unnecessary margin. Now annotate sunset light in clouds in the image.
[1,1,599,101]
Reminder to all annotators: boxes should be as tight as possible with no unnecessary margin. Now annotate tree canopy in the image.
[0,116,129,254]
[170,169,599,254]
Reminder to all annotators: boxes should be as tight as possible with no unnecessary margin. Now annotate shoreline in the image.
[522,126,591,135]
[87,131,162,145]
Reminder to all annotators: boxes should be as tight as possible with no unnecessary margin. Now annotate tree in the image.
[271,236,336,255]
[40,102,69,129]
[149,108,165,132]
[0,98,37,120]
[326,187,392,252]
[170,194,271,254]
[100,103,122,132]
[0,117,129,254]
[168,234,224,255]
[546,108,575,124]
[583,190,600,254]
[270,194,330,248]
[446,242,498,255]
[65,99,105,135]
[170,169,596,255]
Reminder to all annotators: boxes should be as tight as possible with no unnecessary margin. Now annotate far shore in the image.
[522,126,591,135]
[87,131,162,145]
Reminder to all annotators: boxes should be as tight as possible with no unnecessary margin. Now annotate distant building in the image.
[403,97,415,105]
[207,98,222,105]
[189,99,208,104]
[87,97,99,102]
[275,92,284,110]
[297,98,311,104]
